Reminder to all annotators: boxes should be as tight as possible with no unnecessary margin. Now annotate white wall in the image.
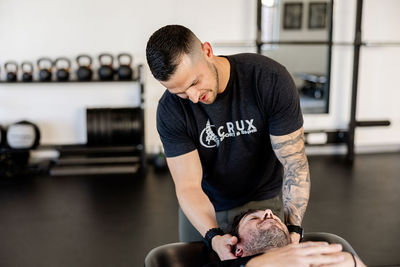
[0,0,256,152]
[0,0,399,153]
[356,0,400,147]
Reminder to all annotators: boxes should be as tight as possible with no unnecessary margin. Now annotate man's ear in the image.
[201,42,214,59]
[234,244,244,257]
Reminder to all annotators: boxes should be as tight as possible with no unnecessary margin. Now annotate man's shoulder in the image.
[157,90,191,123]
[228,53,285,73]
[159,89,180,106]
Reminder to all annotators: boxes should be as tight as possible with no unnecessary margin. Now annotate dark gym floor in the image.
[1,153,400,267]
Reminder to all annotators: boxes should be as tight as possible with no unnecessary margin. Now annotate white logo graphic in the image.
[199,119,258,149]
[200,120,220,148]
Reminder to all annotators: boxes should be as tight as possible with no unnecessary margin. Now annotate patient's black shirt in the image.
[203,255,255,267]
[157,53,303,211]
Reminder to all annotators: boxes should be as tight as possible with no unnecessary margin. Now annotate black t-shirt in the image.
[203,255,255,267]
[156,53,303,211]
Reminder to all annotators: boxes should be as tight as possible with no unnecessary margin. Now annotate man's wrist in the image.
[287,225,304,241]
[204,227,224,249]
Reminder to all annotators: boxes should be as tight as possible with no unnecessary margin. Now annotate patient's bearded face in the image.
[237,209,291,257]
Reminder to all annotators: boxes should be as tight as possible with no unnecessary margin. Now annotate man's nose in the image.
[262,209,274,220]
[186,87,200,103]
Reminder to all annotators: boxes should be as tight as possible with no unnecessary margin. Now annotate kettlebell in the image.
[98,53,115,81]
[54,57,71,82]
[37,58,53,81]
[21,61,34,82]
[4,61,18,82]
[6,120,41,150]
[153,149,168,172]
[76,54,93,81]
[117,53,133,80]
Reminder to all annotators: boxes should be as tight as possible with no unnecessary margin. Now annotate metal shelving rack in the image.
[0,65,146,177]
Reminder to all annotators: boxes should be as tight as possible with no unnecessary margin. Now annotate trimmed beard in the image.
[206,61,219,103]
[243,225,291,256]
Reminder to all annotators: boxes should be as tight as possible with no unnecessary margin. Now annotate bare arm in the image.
[166,149,217,236]
[167,149,237,260]
[270,127,310,229]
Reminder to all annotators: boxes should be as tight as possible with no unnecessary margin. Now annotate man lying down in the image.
[204,209,366,267]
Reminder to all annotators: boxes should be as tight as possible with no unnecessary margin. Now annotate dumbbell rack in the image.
[0,65,146,177]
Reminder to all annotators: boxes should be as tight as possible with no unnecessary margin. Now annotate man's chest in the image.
[185,93,268,152]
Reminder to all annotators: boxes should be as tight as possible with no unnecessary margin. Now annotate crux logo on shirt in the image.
[200,119,258,148]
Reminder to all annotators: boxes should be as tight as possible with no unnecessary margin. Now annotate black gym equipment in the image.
[54,57,71,82]
[4,61,18,82]
[6,120,41,150]
[76,54,93,81]
[0,149,30,178]
[21,61,34,82]
[117,53,133,80]
[37,57,53,81]
[298,73,326,99]
[153,150,168,172]
[86,108,143,146]
[98,53,115,81]
[0,125,6,147]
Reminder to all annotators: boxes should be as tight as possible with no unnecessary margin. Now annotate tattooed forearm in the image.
[270,127,310,226]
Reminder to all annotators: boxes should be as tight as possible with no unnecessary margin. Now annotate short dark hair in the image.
[146,25,198,81]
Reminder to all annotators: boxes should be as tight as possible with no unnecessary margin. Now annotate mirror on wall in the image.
[258,0,332,114]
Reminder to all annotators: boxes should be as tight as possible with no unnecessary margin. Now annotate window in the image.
[261,0,280,50]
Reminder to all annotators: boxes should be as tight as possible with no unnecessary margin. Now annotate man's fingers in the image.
[214,235,238,261]
[296,241,330,248]
[299,243,343,256]
[305,252,345,265]
[228,236,238,245]
[220,247,237,261]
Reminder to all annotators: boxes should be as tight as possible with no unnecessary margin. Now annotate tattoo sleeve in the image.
[270,127,310,226]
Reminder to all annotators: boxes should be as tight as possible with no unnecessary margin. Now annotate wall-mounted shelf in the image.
[0,65,146,177]
[0,64,143,84]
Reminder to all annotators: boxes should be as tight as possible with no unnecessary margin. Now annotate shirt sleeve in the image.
[156,98,196,158]
[266,66,304,136]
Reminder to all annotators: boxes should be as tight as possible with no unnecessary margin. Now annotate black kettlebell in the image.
[153,149,168,172]
[21,61,34,82]
[98,53,115,81]
[37,58,53,81]
[76,54,93,81]
[54,57,71,82]
[117,53,133,80]
[4,61,18,82]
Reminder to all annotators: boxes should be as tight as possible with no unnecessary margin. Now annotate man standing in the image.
[146,25,310,260]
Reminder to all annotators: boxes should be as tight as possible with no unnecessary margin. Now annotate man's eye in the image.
[250,217,257,220]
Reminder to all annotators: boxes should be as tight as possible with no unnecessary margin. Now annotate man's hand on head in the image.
[211,234,238,261]
[290,232,301,244]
